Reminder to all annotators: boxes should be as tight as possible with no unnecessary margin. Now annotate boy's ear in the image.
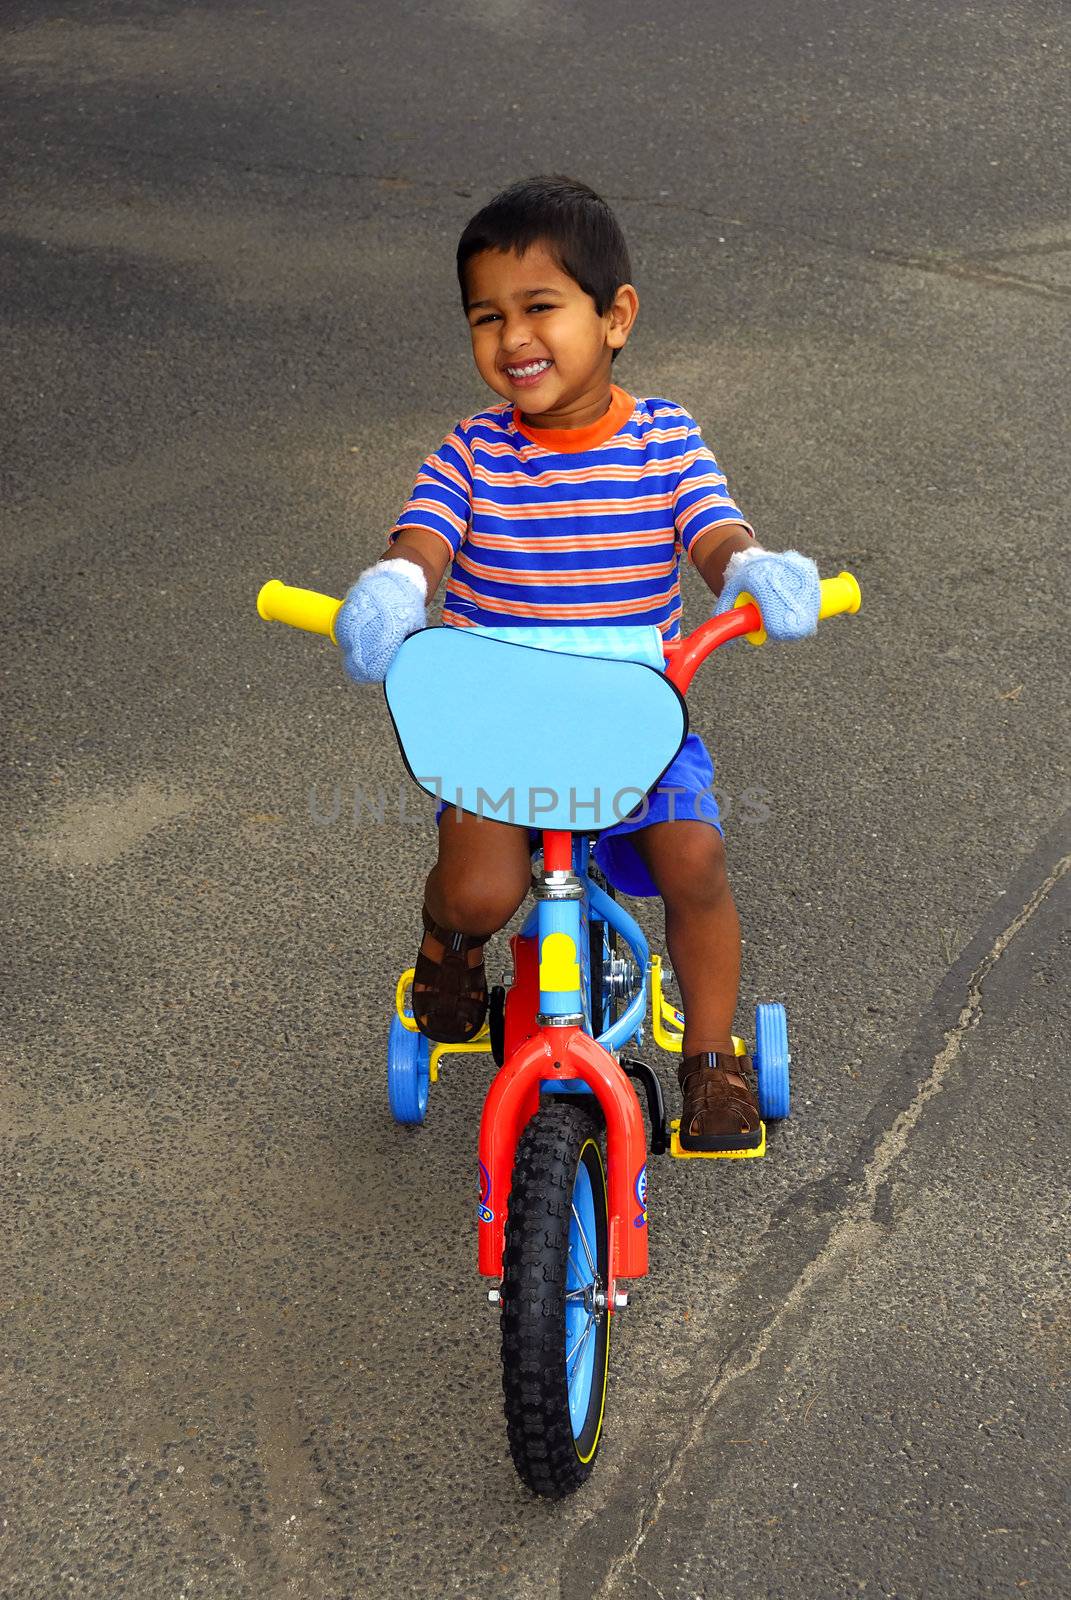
[606,283,639,351]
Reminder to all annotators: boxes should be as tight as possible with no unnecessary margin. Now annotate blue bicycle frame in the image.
[516,836,650,1066]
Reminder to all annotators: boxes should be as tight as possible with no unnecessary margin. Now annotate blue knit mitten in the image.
[334,558,428,683]
[715,548,820,641]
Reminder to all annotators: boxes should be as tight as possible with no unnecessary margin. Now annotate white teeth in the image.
[505,359,552,378]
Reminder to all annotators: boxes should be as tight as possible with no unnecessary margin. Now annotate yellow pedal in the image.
[669,1119,766,1160]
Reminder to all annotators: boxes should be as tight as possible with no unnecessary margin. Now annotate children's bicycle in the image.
[256,571,861,1496]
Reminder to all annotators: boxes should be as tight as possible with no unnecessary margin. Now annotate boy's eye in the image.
[471,303,555,326]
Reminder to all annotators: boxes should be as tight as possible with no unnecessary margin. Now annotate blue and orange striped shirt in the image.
[389,386,753,639]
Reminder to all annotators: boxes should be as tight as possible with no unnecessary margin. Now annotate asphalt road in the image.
[2,2,1068,1597]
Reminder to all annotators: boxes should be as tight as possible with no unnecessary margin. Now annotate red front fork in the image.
[477,1023,650,1296]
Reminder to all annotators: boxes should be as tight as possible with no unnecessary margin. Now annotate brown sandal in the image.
[411,905,492,1044]
[677,1051,763,1152]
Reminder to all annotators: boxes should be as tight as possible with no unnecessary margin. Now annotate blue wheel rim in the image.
[565,1157,599,1436]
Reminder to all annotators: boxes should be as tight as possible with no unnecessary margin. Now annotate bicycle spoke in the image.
[571,1204,597,1278]
[567,1245,591,1291]
[567,1316,594,1379]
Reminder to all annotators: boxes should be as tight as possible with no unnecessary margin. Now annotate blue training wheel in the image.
[754,1002,791,1120]
[387,1013,431,1124]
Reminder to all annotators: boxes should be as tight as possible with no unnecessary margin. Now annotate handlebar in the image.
[661,570,861,691]
[255,571,861,691]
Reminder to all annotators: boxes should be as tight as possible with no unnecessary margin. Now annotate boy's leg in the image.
[631,819,739,1056]
[632,820,761,1151]
[414,806,532,1043]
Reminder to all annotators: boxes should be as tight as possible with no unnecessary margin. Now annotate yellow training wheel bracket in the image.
[735,569,862,648]
[395,970,419,1033]
[429,1033,491,1084]
[256,579,343,644]
[650,955,685,1052]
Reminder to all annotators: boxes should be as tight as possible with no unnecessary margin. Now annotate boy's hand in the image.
[714,548,820,641]
[335,558,428,683]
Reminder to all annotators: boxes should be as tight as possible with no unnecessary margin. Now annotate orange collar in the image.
[513,385,636,453]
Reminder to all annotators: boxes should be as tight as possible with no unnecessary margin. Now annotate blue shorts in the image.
[435,732,722,900]
[592,732,722,897]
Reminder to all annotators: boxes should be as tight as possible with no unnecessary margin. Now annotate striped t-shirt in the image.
[388,385,753,640]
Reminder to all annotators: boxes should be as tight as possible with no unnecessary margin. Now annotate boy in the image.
[335,177,820,1152]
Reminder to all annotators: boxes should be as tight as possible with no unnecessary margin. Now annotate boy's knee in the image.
[646,826,729,909]
[431,866,529,937]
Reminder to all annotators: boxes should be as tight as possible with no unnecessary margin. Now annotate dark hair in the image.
[457,175,632,318]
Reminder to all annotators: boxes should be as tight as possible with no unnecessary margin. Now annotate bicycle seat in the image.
[385,627,688,829]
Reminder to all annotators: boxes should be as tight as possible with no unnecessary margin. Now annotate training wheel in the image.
[388,1013,431,1124]
[753,1002,790,1120]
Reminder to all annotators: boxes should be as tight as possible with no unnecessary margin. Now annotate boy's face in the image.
[464,241,637,422]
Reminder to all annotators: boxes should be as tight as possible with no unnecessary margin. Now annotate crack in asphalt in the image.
[977,237,1071,262]
[586,840,1071,1600]
[863,248,1070,302]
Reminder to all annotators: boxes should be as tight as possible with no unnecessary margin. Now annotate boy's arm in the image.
[690,526,758,599]
[691,525,821,642]
[335,527,452,685]
[379,526,453,600]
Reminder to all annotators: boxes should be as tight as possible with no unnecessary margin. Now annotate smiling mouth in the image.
[503,358,553,384]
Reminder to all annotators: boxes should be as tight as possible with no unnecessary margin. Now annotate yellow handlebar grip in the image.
[818,571,862,621]
[256,580,343,643]
[734,589,767,647]
[736,569,862,646]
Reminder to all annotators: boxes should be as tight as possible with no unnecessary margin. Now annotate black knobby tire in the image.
[500,1101,611,1498]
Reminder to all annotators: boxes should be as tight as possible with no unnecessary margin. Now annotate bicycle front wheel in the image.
[500,1100,611,1497]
